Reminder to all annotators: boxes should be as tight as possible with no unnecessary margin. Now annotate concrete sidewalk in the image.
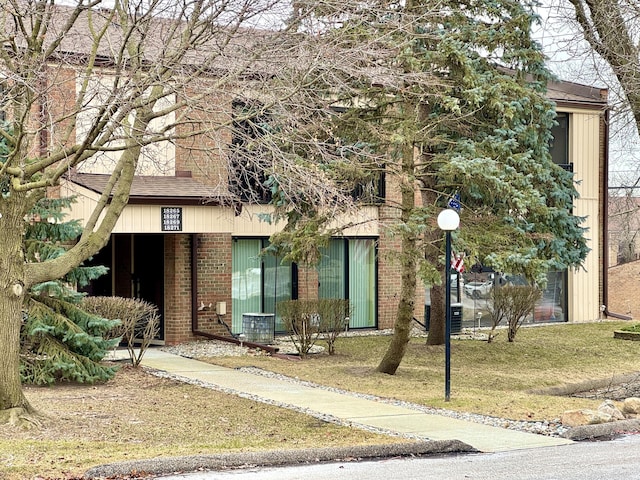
[137,349,572,453]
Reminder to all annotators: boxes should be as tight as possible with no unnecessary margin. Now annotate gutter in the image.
[189,233,279,353]
[601,108,633,321]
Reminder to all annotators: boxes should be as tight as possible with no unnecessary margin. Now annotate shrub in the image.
[278,299,351,356]
[621,323,640,333]
[317,299,351,355]
[81,296,160,367]
[487,285,542,342]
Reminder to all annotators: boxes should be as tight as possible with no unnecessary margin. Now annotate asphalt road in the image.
[154,434,640,480]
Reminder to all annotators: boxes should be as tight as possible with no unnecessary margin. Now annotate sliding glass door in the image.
[232,238,293,333]
[319,238,376,328]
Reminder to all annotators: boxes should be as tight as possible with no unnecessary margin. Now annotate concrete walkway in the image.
[136,349,572,453]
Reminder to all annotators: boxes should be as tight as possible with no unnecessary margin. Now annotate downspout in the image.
[190,233,279,353]
[601,106,632,320]
[190,233,200,334]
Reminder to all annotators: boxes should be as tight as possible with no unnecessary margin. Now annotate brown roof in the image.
[547,79,608,108]
[7,2,610,107]
[5,2,280,77]
[68,172,235,206]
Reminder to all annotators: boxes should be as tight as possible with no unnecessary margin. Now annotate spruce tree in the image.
[0,124,118,385]
[20,197,120,385]
[266,0,589,373]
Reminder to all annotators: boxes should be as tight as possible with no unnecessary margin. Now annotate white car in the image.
[464,281,493,299]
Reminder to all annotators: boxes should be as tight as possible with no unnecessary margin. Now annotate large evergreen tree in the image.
[261,0,589,373]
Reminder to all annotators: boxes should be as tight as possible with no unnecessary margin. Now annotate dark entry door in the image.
[132,234,165,340]
[82,234,166,341]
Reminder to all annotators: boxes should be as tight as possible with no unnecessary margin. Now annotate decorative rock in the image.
[623,397,640,415]
[560,409,611,427]
[598,399,625,421]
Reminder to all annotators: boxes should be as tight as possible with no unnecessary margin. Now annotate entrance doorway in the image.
[83,234,165,340]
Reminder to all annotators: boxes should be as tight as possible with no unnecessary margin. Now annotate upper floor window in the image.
[75,74,176,176]
[351,165,385,204]
[550,112,571,171]
[230,98,272,203]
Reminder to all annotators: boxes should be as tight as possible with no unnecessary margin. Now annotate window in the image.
[230,99,272,203]
[75,75,176,175]
[460,270,568,324]
[550,112,571,171]
[318,238,377,328]
[231,238,293,333]
[321,106,386,205]
[533,271,567,323]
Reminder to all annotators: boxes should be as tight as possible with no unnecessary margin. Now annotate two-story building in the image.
[56,75,610,344]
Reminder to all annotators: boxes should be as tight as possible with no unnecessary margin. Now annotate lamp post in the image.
[437,208,460,402]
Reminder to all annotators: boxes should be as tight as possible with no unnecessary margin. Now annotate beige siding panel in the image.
[570,111,601,201]
[333,206,380,236]
[61,182,378,236]
[563,110,603,322]
[60,181,101,228]
[232,205,284,236]
[111,205,234,233]
[232,205,379,237]
[570,198,601,322]
[60,180,234,233]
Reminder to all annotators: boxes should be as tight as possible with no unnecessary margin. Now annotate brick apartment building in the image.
[56,77,611,344]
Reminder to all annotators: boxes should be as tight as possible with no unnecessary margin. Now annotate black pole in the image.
[445,230,452,402]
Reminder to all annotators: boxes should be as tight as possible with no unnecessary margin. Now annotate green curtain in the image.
[263,251,292,332]
[349,239,375,328]
[231,239,262,332]
[319,238,376,328]
[232,238,292,333]
[319,240,346,299]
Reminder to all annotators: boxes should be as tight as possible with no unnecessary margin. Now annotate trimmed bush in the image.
[278,299,351,356]
[81,296,160,366]
[487,285,542,342]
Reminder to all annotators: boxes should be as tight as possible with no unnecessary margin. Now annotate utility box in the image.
[424,303,431,331]
[424,303,462,334]
[450,303,462,334]
[242,313,275,344]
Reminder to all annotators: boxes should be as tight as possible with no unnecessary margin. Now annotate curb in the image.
[83,440,476,479]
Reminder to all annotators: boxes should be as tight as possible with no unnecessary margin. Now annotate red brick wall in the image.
[375,167,425,331]
[174,85,232,186]
[163,234,192,344]
[163,233,233,344]
[376,204,402,330]
[193,233,233,336]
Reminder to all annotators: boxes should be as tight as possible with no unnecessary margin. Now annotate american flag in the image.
[451,252,465,273]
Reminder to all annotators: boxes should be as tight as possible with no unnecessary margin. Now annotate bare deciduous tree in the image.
[0,0,303,425]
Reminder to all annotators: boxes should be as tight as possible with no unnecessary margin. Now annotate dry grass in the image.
[2,320,639,479]
[0,366,398,480]
[210,320,640,420]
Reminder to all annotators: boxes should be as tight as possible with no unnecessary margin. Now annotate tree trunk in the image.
[376,138,418,375]
[0,193,36,424]
[376,230,418,374]
[421,166,447,346]
[427,283,446,345]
